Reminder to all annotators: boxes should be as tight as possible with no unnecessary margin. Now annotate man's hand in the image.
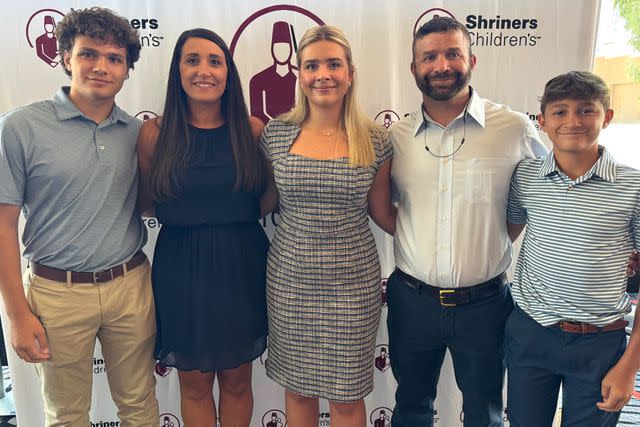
[10,311,49,363]
[627,250,639,277]
[597,361,635,412]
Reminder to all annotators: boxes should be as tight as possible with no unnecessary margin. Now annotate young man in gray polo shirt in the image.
[506,71,640,426]
[0,7,158,426]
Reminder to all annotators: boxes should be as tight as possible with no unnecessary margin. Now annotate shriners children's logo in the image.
[414,8,456,35]
[380,278,389,307]
[154,361,173,378]
[160,413,181,427]
[374,111,400,130]
[374,344,390,373]
[25,9,65,68]
[370,407,392,426]
[230,5,325,125]
[136,110,159,122]
[262,409,286,427]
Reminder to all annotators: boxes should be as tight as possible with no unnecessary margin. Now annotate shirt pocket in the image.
[459,158,514,205]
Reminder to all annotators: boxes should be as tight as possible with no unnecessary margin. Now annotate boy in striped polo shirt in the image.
[505,71,640,427]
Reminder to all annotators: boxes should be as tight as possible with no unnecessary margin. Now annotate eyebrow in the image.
[420,47,463,55]
[549,101,597,108]
[303,57,344,63]
[183,52,223,59]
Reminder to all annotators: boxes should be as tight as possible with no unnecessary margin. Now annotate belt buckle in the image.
[93,269,114,284]
[439,289,456,307]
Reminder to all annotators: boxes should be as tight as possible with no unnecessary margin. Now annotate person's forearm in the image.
[0,225,30,318]
[370,205,397,236]
[616,305,640,374]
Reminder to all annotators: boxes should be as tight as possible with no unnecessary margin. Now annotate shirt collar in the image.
[413,86,485,137]
[538,145,617,183]
[52,86,132,125]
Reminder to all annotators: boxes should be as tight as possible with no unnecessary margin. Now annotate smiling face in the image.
[179,37,228,108]
[411,30,476,102]
[298,39,353,110]
[539,98,613,156]
[64,35,128,108]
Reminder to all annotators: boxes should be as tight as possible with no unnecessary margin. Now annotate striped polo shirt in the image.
[507,147,640,327]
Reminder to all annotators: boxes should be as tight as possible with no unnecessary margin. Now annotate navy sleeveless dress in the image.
[152,124,268,371]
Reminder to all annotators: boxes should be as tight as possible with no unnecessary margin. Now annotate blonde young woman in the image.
[260,25,395,427]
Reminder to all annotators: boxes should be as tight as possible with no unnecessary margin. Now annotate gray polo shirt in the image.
[507,147,639,327]
[0,87,146,271]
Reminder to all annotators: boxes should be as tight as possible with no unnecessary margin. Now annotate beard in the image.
[415,68,472,101]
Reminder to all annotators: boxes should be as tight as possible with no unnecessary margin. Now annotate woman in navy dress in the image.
[137,28,274,426]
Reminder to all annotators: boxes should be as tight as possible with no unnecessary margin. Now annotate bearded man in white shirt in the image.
[387,16,546,427]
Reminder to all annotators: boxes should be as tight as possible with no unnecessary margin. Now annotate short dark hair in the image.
[540,71,611,113]
[56,7,141,77]
[412,17,472,61]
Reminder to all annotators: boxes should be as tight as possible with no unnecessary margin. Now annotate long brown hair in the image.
[149,28,266,201]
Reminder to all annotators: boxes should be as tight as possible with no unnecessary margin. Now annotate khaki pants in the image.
[24,260,159,427]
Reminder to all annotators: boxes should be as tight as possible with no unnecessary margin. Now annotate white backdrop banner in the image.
[1,1,599,426]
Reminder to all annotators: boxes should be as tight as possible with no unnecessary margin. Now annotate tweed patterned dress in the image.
[260,119,392,401]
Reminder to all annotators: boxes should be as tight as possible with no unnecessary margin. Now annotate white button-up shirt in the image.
[390,89,547,287]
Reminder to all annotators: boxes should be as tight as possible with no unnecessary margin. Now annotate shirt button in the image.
[568,184,574,190]
[99,145,105,150]
[442,185,449,192]
[443,158,449,164]
[440,272,447,278]
[441,244,448,251]
[442,215,448,222]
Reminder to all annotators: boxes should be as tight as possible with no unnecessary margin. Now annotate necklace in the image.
[320,129,337,137]
[422,100,469,159]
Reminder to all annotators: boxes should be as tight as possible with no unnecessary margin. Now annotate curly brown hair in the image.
[56,7,141,77]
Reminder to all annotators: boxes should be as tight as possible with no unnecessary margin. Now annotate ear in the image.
[537,113,547,133]
[469,54,477,70]
[63,50,72,73]
[602,108,614,129]
[410,60,416,76]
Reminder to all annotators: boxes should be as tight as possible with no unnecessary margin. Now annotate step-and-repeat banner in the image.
[1,1,599,425]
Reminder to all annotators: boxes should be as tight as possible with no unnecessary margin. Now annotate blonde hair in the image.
[279,25,384,167]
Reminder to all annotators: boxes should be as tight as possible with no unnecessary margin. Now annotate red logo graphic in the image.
[380,278,389,307]
[374,344,390,373]
[370,407,392,426]
[262,409,286,427]
[160,413,181,427]
[25,9,65,68]
[136,110,159,122]
[414,8,457,35]
[155,361,173,378]
[374,111,400,131]
[230,5,325,125]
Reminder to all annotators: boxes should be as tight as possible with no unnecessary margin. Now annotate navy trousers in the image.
[505,306,627,427]
[387,270,513,427]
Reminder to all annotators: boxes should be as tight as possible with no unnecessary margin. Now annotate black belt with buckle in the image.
[394,268,506,307]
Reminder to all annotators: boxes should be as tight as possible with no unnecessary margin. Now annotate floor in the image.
[0,294,638,425]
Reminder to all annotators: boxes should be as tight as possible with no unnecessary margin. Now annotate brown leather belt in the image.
[30,252,147,284]
[393,268,507,307]
[556,318,629,334]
